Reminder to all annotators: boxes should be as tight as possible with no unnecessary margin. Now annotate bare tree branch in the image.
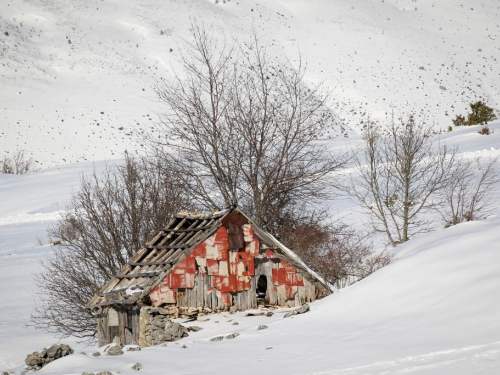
[437,155,499,226]
[32,154,192,341]
[147,23,348,234]
[348,115,458,246]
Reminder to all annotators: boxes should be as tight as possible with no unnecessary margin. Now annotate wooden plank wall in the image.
[96,307,140,346]
[255,258,316,307]
[170,256,315,311]
[175,273,258,311]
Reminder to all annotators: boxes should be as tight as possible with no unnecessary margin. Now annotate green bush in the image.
[452,101,497,126]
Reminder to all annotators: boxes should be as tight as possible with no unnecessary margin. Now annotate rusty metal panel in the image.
[206,227,229,260]
[243,224,254,242]
[172,255,196,275]
[221,210,247,249]
[286,272,305,286]
[219,291,231,306]
[237,275,251,290]
[238,252,255,276]
[265,249,276,259]
[285,284,298,299]
[212,275,228,292]
[218,260,229,276]
[280,260,295,273]
[207,259,219,275]
[166,255,196,289]
[245,238,260,257]
[277,268,288,284]
[228,250,238,275]
[272,268,279,285]
[149,285,176,306]
[191,242,207,258]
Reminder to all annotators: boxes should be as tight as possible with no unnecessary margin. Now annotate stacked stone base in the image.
[25,344,73,371]
[138,307,189,346]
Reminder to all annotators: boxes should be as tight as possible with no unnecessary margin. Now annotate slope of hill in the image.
[1,0,499,167]
[0,122,499,373]
[41,215,500,375]
[1,0,500,372]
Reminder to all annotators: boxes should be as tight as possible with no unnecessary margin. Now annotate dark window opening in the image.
[257,275,267,298]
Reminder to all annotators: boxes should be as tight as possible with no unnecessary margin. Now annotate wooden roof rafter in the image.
[87,212,225,309]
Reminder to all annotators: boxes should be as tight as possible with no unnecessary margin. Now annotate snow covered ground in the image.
[1,0,499,167]
[1,122,499,374]
[1,0,500,373]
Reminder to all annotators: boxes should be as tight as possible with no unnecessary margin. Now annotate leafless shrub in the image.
[437,156,499,227]
[347,115,458,247]
[288,221,392,289]
[1,149,38,174]
[148,23,348,230]
[32,154,192,341]
[477,126,492,135]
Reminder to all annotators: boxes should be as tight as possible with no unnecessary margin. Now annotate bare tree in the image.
[149,24,348,233]
[437,156,499,227]
[348,115,457,246]
[289,222,392,289]
[32,155,191,341]
[1,149,38,174]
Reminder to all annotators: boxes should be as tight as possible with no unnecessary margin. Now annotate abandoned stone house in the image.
[87,207,331,347]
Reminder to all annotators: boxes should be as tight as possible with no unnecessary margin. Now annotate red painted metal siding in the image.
[149,224,306,308]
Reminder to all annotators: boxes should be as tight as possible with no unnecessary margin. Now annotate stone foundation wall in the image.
[138,306,188,347]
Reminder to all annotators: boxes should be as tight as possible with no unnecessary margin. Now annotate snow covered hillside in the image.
[1,122,499,374]
[1,0,500,373]
[41,215,500,375]
[1,0,500,167]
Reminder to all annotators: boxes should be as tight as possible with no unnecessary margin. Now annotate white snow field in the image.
[1,0,499,167]
[1,0,500,373]
[0,122,499,374]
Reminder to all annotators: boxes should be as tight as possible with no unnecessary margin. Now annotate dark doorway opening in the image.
[257,275,267,298]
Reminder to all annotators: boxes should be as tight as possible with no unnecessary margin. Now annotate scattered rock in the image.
[284,304,310,318]
[91,352,101,356]
[132,362,143,371]
[296,304,310,314]
[162,320,188,341]
[258,325,268,330]
[246,312,265,316]
[187,325,203,332]
[97,372,113,375]
[106,345,123,356]
[210,336,224,342]
[225,333,240,339]
[232,322,239,325]
[2,372,10,375]
[266,346,273,350]
[266,311,274,317]
[127,346,142,352]
[24,344,74,370]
